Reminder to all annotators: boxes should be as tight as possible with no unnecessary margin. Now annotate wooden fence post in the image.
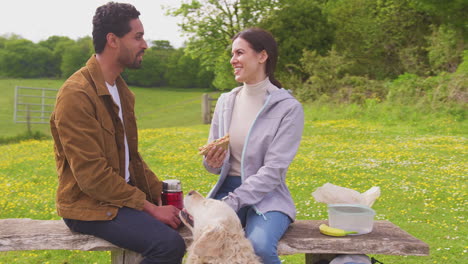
[26,104,31,134]
[201,93,211,124]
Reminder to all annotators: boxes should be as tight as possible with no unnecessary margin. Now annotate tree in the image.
[168,0,281,89]
[125,40,175,87]
[410,0,468,38]
[0,37,55,78]
[0,35,9,49]
[60,37,93,78]
[292,48,350,101]
[260,0,334,74]
[39,36,74,77]
[150,40,173,50]
[165,48,214,88]
[324,0,432,79]
[410,0,467,73]
[427,25,465,74]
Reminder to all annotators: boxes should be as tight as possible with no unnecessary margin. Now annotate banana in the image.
[319,224,357,237]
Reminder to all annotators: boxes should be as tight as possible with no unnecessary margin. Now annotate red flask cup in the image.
[162,179,184,210]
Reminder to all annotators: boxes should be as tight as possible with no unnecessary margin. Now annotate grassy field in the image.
[0,78,216,138]
[0,80,466,263]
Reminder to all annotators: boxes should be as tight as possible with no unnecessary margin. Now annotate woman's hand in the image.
[205,146,227,168]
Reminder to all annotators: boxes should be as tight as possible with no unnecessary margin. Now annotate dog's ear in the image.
[192,224,227,257]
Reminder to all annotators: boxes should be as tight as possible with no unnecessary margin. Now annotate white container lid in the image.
[328,204,375,216]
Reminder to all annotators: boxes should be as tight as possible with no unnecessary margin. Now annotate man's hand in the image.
[143,200,181,229]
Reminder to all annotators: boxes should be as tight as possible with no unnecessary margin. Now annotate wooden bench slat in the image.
[0,218,115,251]
[0,218,429,257]
[0,218,193,252]
[279,220,429,256]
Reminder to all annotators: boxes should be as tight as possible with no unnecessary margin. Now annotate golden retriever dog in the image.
[180,190,261,264]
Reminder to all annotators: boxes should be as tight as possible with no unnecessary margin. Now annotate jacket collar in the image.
[85,55,130,99]
[229,84,292,105]
[86,55,111,97]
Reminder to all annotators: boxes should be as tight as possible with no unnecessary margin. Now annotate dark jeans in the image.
[63,207,185,264]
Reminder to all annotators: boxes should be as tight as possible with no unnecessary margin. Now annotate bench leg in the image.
[111,249,143,264]
[305,253,337,264]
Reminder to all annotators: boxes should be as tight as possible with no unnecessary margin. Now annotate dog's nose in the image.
[188,190,195,196]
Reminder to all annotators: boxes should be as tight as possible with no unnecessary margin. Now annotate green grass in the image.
[0,78,218,138]
[0,79,62,138]
[131,86,217,130]
[0,80,466,263]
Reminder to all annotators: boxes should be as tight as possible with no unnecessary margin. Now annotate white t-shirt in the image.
[106,82,130,183]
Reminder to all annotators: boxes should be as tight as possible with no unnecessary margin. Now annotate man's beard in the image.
[124,50,144,69]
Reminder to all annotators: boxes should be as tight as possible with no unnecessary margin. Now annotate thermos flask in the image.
[162,179,184,210]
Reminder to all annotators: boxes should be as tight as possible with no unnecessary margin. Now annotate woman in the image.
[202,27,304,264]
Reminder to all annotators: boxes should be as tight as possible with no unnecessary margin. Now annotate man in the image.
[50,2,185,263]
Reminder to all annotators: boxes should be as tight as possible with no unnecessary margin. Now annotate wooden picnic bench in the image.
[0,218,429,264]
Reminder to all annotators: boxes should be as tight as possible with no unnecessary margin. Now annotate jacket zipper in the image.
[240,94,272,221]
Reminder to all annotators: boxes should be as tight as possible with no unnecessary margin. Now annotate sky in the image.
[1,0,188,48]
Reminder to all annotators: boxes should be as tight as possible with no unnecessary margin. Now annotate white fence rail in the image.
[14,86,58,129]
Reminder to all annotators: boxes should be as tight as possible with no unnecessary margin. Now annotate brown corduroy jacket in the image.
[50,55,162,221]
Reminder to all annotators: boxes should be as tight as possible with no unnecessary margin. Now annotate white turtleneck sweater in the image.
[228,78,279,177]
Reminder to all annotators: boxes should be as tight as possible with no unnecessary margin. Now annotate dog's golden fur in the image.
[181,191,261,264]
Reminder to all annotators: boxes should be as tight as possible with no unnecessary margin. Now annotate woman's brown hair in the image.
[232,28,282,88]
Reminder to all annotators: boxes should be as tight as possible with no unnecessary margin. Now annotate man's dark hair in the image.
[92,2,140,54]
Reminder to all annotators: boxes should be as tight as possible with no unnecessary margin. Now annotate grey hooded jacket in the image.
[204,85,304,221]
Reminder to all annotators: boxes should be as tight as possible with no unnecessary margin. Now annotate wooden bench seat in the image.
[0,218,429,264]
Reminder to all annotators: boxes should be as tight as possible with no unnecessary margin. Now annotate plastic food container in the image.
[328,204,376,235]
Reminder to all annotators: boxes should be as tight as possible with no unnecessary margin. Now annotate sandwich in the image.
[198,134,230,155]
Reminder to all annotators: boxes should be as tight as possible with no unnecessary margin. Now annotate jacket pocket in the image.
[99,117,119,169]
[99,201,123,208]
[100,118,115,135]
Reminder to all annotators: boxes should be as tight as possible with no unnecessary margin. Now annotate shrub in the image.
[337,75,387,104]
[386,73,426,104]
[292,48,350,102]
[427,25,464,74]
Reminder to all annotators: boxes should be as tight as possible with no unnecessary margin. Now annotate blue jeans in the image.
[214,176,292,264]
[63,207,186,264]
